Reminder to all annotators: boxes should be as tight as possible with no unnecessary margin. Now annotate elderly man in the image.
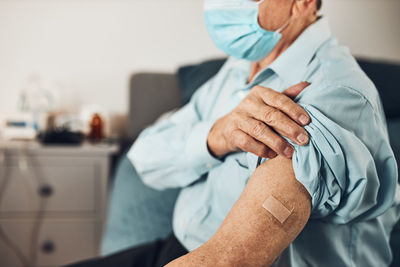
[69,0,400,266]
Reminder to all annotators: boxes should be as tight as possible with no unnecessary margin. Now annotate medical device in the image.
[3,113,37,140]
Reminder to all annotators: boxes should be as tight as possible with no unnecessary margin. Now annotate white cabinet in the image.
[0,141,118,267]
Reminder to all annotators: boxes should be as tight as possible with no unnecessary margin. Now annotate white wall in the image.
[0,0,222,134]
[321,0,400,62]
[0,0,399,134]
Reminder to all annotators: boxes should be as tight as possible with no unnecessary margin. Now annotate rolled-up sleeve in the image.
[289,86,398,223]
[249,85,398,223]
[293,105,397,222]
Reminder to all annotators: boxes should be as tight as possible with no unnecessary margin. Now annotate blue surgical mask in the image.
[204,0,291,62]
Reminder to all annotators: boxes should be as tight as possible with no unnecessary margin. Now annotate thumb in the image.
[283,82,310,99]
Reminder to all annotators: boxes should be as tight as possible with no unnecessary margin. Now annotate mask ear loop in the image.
[275,16,293,34]
[274,0,299,35]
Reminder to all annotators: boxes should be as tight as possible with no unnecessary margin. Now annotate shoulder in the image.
[299,39,386,130]
[309,39,380,108]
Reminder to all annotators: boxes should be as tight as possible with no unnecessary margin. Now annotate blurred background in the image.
[0,0,399,137]
[0,0,399,267]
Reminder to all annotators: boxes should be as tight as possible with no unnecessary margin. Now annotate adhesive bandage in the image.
[262,196,294,224]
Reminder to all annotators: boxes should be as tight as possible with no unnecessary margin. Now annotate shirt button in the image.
[206,163,213,169]
[179,220,185,229]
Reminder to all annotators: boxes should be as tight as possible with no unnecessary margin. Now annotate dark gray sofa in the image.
[104,58,400,265]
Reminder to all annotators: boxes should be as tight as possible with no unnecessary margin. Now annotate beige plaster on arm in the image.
[166,155,311,267]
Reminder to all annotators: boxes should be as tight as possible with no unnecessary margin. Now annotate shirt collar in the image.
[263,17,332,85]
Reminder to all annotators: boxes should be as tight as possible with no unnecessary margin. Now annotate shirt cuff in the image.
[185,121,223,175]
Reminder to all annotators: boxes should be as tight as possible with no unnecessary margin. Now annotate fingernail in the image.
[284,146,294,158]
[297,133,308,144]
[299,114,309,125]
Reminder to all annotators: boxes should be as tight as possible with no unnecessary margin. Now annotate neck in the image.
[248,17,316,83]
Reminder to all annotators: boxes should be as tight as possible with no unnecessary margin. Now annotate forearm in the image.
[128,121,221,190]
[167,156,311,266]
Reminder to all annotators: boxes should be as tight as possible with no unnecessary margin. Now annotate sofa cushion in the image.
[357,59,400,119]
[388,119,400,182]
[390,221,400,267]
[129,73,182,138]
[177,58,227,105]
[101,154,180,256]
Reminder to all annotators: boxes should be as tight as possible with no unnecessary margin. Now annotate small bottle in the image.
[89,113,103,142]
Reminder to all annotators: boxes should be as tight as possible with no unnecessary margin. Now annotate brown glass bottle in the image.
[89,113,104,142]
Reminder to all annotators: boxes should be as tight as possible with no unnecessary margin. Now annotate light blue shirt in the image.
[128,18,400,266]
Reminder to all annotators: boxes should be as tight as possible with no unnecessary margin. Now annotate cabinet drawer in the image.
[0,219,100,267]
[0,164,98,213]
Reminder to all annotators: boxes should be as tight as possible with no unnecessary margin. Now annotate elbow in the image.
[140,173,166,191]
[135,167,187,191]
[127,154,165,191]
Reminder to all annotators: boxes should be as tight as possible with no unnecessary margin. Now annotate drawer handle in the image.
[38,184,54,198]
[41,240,56,254]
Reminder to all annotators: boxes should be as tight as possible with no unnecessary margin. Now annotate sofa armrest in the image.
[128,73,182,139]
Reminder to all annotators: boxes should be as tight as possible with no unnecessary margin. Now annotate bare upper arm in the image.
[167,155,311,267]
